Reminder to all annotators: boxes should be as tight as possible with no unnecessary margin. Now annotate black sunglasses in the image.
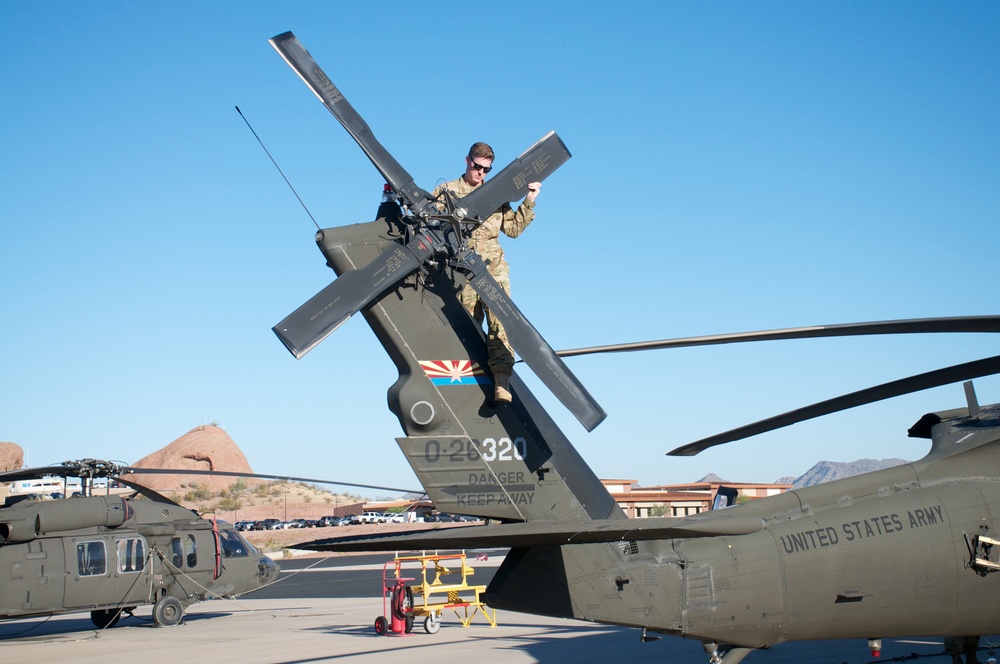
[468,158,492,174]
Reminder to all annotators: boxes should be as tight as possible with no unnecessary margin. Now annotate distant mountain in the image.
[776,458,909,489]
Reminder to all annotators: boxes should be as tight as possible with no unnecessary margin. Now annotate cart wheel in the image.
[374,615,388,636]
[405,616,414,633]
[424,613,441,634]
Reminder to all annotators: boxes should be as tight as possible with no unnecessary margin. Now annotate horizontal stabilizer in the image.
[300,514,765,553]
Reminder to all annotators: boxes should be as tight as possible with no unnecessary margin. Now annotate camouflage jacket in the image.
[431,176,536,276]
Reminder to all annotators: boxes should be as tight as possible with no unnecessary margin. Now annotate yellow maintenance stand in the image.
[390,552,497,634]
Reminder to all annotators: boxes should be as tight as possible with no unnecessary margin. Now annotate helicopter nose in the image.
[259,555,279,584]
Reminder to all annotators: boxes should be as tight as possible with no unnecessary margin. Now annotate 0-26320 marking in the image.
[424,437,526,463]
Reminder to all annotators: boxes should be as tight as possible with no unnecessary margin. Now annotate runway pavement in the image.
[0,552,992,663]
[0,596,984,664]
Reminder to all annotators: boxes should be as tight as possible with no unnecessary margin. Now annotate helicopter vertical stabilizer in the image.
[317,204,623,526]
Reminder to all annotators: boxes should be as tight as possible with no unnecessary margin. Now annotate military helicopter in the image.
[0,457,422,632]
[0,459,278,630]
[266,32,1000,664]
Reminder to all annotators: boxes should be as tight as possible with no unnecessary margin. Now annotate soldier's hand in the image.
[526,182,541,203]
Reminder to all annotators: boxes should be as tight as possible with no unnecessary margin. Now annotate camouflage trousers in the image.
[460,269,514,376]
[945,636,981,664]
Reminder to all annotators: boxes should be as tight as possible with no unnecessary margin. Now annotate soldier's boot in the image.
[966,650,983,664]
[493,372,512,404]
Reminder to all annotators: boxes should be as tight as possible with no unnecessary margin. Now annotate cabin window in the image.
[219,528,253,558]
[170,535,198,568]
[171,537,182,568]
[116,537,146,573]
[76,540,107,576]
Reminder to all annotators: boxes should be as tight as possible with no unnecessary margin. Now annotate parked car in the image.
[382,512,406,523]
[319,515,353,527]
[353,512,387,524]
[259,518,281,530]
[424,513,455,523]
[234,521,255,531]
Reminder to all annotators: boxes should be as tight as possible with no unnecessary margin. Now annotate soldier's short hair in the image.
[468,142,494,161]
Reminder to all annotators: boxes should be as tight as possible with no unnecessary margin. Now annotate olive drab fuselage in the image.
[0,494,277,623]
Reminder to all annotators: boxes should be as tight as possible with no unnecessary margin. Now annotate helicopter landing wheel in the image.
[424,612,441,634]
[91,608,121,629]
[374,615,389,636]
[152,596,184,627]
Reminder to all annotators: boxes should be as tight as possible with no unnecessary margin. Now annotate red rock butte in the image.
[0,443,24,473]
[122,424,257,494]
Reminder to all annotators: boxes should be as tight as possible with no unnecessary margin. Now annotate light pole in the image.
[284,490,288,521]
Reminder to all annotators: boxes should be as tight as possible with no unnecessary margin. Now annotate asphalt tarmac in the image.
[0,551,994,664]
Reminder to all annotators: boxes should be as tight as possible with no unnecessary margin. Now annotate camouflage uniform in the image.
[944,636,982,664]
[431,176,536,375]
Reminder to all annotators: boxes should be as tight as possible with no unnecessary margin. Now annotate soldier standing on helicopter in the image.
[431,142,541,404]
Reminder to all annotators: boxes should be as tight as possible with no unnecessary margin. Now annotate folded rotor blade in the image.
[302,515,766,552]
[669,354,1000,456]
[558,316,1000,358]
[459,131,571,221]
[273,241,426,358]
[120,467,422,495]
[269,32,432,210]
[459,251,606,431]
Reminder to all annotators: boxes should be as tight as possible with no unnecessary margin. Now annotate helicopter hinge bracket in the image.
[969,533,1000,575]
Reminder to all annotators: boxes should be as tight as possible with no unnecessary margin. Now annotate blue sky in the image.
[2,2,998,496]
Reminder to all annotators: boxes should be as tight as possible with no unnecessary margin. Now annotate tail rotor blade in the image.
[273,243,424,358]
[269,32,432,210]
[459,131,571,222]
[460,252,606,431]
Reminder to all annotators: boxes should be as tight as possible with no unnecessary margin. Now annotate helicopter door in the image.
[63,535,151,608]
[64,537,111,608]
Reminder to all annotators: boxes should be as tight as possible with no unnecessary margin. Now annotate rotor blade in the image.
[269,32,432,210]
[0,459,127,484]
[302,514,766,552]
[458,131,571,222]
[113,477,183,506]
[459,251,606,431]
[557,316,1000,358]
[669,354,1000,456]
[273,239,430,358]
[119,467,423,495]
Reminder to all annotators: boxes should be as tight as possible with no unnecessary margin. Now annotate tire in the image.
[91,609,121,629]
[424,613,441,634]
[404,616,414,633]
[374,615,388,636]
[152,596,184,627]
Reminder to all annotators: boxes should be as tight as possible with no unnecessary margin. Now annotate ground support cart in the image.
[391,552,497,634]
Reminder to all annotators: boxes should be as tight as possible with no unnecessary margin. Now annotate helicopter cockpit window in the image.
[116,537,146,573]
[170,534,198,568]
[76,540,107,577]
[219,528,254,558]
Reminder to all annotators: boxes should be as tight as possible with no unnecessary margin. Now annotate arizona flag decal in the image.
[420,360,490,386]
